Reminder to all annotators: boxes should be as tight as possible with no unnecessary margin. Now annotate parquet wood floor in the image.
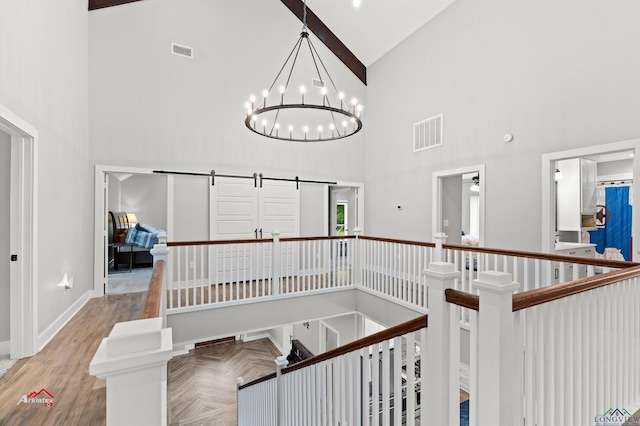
[168,339,281,426]
[0,291,282,426]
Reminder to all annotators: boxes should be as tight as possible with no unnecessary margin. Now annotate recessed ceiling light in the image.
[353,0,361,7]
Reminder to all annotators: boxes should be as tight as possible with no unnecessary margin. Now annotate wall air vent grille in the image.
[171,43,193,58]
[413,114,443,152]
[311,78,325,88]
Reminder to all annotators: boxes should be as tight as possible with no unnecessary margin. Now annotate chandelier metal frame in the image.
[244,1,363,142]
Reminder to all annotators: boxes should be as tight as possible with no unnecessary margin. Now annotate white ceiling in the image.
[305,0,456,67]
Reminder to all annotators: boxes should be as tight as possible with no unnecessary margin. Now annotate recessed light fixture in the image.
[353,0,361,7]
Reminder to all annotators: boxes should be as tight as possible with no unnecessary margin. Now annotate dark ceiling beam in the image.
[89,0,142,11]
[88,0,367,85]
[280,0,367,86]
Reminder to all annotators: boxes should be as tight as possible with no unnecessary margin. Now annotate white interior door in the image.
[209,177,300,283]
[259,180,300,278]
[210,177,259,240]
[259,180,300,238]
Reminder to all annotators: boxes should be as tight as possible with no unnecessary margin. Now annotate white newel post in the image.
[353,227,362,287]
[150,232,169,327]
[89,317,173,426]
[424,261,460,426]
[433,232,447,262]
[235,376,244,425]
[275,355,288,426]
[472,271,519,426]
[272,230,281,296]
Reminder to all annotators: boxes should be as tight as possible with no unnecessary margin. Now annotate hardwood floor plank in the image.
[0,292,146,426]
[0,292,283,426]
[167,339,282,426]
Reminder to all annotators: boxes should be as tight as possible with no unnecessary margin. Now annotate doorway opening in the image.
[326,183,364,236]
[0,105,38,359]
[94,166,168,294]
[542,138,640,260]
[433,165,486,246]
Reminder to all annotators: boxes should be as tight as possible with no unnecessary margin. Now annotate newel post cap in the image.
[473,271,519,294]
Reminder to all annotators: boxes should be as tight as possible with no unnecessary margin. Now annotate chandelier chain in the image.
[302,0,307,30]
[244,0,363,142]
[268,38,304,135]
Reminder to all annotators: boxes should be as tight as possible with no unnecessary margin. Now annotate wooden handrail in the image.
[282,314,427,375]
[445,288,479,311]
[167,235,355,247]
[280,235,356,243]
[238,372,277,390]
[142,260,164,319]
[359,235,436,248]
[512,264,640,312]
[443,243,638,269]
[167,235,636,270]
[168,238,272,247]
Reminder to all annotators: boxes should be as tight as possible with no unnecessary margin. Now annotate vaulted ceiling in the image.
[88,0,455,85]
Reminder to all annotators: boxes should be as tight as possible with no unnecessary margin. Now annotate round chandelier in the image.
[244,0,363,142]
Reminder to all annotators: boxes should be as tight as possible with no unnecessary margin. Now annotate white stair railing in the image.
[166,236,356,312]
[237,260,465,426]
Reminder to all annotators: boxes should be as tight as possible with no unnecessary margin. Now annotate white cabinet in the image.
[557,158,597,231]
[580,158,597,214]
[554,243,596,282]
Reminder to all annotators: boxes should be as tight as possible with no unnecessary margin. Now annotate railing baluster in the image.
[177,246,182,308]
[199,245,205,306]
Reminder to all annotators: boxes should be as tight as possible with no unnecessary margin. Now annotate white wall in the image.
[88,0,366,194]
[168,290,357,349]
[173,175,210,241]
[598,159,633,179]
[442,175,462,243]
[322,313,357,346]
[121,174,168,229]
[300,184,327,237]
[293,321,321,356]
[0,131,10,345]
[365,0,640,250]
[0,0,91,337]
[107,174,122,212]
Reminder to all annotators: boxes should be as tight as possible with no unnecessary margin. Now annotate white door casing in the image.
[93,165,159,295]
[541,138,640,258]
[0,104,38,359]
[432,165,485,246]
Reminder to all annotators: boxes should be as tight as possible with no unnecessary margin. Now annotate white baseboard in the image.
[244,332,285,355]
[460,363,470,393]
[0,340,9,355]
[37,290,92,351]
[172,342,193,357]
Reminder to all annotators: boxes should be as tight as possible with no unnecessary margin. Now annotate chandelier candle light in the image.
[244,0,363,142]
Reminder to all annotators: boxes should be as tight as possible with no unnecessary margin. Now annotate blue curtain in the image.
[589,186,632,260]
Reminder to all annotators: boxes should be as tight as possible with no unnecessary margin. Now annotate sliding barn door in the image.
[209,177,259,240]
[259,180,300,239]
[209,177,300,283]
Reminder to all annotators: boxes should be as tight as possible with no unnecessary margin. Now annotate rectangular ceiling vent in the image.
[171,43,193,59]
[311,78,325,88]
[413,114,443,152]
